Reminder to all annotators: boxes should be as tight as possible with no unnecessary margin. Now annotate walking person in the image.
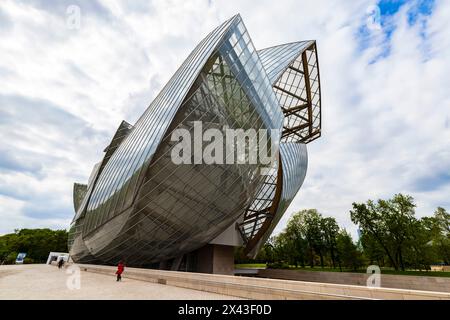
[58,257,64,269]
[116,260,124,281]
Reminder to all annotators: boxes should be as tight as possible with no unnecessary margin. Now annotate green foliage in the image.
[235,195,449,273]
[336,230,363,271]
[351,194,449,271]
[23,257,35,264]
[4,252,19,264]
[0,228,68,264]
[267,261,290,269]
[321,217,340,268]
[421,207,450,265]
[235,263,266,269]
[240,209,366,270]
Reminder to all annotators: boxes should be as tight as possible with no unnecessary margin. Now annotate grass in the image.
[374,269,450,278]
[234,263,450,277]
[235,263,267,269]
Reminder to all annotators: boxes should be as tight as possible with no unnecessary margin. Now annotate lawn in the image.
[234,263,450,277]
[235,263,267,269]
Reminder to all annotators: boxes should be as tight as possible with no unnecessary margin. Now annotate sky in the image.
[0,0,449,238]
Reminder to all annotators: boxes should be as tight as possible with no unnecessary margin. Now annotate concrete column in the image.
[195,244,234,275]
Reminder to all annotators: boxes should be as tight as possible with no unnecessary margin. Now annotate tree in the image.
[403,218,435,270]
[261,238,276,263]
[321,217,339,268]
[381,194,417,270]
[351,199,398,269]
[267,209,341,269]
[235,201,449,272]
[422,207,450,265]
[298,209,325,268]
[359,232,387,267]
[350,194,417,270]
[434,207,450,234]
[336,230,363,271]
[284,212,308,267]
[0,228,68,264]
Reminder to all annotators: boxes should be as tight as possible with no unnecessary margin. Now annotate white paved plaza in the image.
[0,264,240,300]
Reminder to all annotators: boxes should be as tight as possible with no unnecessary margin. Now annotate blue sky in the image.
[0,0,449,237]
[357,0,436,61]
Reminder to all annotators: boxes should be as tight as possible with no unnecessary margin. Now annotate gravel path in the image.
[0,264,240,300]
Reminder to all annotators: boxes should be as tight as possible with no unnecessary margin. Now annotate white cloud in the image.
[0,0,448,239]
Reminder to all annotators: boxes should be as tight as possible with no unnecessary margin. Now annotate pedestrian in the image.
[58,258,64,269]
[116,260,124,281]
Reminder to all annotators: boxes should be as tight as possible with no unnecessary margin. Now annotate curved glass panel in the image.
[73,183,87,213]
[246,142,308,257]
[81,15,238,235]
[259,41,322,144]
[68,14,323,266]
[69,15,285,266]
[258,41,312,84]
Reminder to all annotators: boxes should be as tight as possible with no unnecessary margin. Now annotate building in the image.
[46,252,69,265]
[68,14,322,274]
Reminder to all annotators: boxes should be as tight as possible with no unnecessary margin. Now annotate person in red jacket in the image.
[116,260,124,282]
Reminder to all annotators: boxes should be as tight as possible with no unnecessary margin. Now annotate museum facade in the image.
[69,14,322,274]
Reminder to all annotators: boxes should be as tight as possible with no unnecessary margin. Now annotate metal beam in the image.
[282,103,310,118]
[288,65,304,74]
[282,122,310,137]
[301,50,313,136]
[273,85,308,103]
[240,215,270,227]
[244,158,283,255]
[282,129,306,141]
[242,210,272,222]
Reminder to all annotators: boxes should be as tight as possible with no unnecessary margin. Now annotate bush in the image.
[5,252,18,265]
[267,261,290,269]
[0,228,68,264]
[23,257,34,264]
